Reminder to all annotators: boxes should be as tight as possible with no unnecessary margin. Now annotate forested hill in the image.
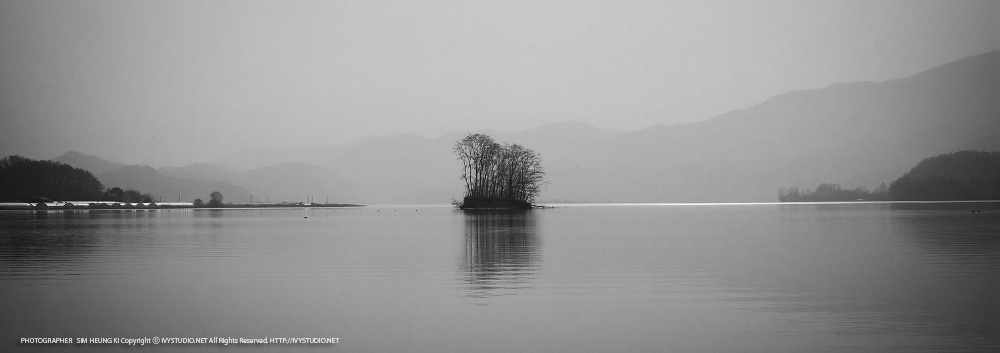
[889,150,1000,201]
[0,155,104,201]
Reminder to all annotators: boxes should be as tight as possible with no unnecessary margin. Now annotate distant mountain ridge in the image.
[544,50,1000,202]
[53,50,1000,203]
[53,152,358,204]
[210,120,625,203]
[98,165,250,203]
[53,151,126,175]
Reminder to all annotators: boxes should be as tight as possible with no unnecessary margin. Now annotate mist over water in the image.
[1,203,998,352]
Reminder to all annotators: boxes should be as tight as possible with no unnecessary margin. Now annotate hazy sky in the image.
[1,0,997,167]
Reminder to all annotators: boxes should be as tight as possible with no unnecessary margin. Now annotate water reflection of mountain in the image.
[461,210,540,298]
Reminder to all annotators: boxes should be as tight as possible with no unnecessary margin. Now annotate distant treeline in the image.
[0,155,155,203]
[100,187,156,203]
[779,183,890,202]
[193,191,225,207]
[780,151,1000,202]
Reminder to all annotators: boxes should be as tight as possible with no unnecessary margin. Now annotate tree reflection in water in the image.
[461,210,540,298]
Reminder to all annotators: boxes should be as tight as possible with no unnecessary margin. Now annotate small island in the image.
[452,134,545,209]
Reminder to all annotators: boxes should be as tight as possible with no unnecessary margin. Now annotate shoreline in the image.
[0,202,364,211]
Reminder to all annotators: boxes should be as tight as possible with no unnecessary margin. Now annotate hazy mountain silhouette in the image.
[98,165,250,204]
[51,50,1000,204]
[158,163,237,184]
[49,153,246,203]
[53,151,126,175]
[49,150,362,204]
[240,162,361,204]
[145,160,360,204]
[219,50,997,203]
[216,121,624,204]
[548,50,1000,202]
[216,133,436,171]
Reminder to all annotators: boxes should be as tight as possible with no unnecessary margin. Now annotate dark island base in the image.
[458,197,535,210]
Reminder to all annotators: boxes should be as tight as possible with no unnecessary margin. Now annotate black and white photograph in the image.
[1,1,998,352]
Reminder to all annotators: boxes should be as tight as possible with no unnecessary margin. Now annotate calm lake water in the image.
[2,203,999,352]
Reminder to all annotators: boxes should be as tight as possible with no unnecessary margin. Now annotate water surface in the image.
[2,203,998,352]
